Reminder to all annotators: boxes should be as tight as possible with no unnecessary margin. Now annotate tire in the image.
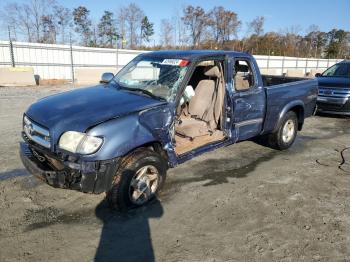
[266,111,298,150]
[107,148,167,211]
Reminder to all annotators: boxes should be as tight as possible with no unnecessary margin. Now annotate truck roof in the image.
[141,50,252,60]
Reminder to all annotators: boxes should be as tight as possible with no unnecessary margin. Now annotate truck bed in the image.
[262,76,318,133]
[262,75,309,87]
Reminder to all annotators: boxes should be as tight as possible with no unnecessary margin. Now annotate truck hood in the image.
[26,84,166,143]
[317,77,350,88]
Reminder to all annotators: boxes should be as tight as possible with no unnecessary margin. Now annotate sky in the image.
[1,0,350,42]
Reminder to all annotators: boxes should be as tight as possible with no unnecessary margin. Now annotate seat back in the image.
[188,79,215,119]
[234,61,253,91]
[234,73,251,90]
[188,66,222,128]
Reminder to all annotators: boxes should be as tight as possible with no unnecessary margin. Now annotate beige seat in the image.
[234,62,252,91]
[176,66,224,139]
[235,72,251,90]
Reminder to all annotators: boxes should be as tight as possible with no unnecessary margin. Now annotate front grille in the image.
[318,87,350,99]
[23,115,51,149]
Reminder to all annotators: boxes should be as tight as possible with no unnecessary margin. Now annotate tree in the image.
[304,25,328,58]
[90,22,99,47]
[53,5,73,44]
[248,16,265,36]
[1,0,56,43]
[326,29,349,58]
[208,6,241,45]
[160,19,174,47]
[245,16,265,54]
[28,0,56,42]
[140,16,154,44]
[182,5,209,47]
[116,8,127,47]
[1,3,33,42]
[73,6,92,46]
[118,3,145,48]
[41,15,56,43]
[98,11,117,47]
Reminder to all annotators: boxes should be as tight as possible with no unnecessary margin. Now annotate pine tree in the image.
[140,16,154,45]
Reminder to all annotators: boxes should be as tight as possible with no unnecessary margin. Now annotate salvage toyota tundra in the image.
[20,50,318,210]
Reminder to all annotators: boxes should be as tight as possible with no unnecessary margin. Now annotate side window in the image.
[234,60,255,91]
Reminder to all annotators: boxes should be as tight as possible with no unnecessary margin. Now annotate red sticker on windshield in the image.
[179,60,189,67]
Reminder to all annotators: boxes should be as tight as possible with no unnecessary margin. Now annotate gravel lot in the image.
[0,85,350,262]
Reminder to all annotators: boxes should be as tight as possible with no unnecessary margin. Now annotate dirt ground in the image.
[0,85,350,262]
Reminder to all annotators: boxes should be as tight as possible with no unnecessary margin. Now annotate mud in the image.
[1,86,350,261]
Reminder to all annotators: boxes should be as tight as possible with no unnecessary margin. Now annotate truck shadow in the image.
[22,197,163,261]
[94,199,163,262]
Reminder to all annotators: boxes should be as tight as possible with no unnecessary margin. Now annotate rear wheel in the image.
[107,149,167,210]
[266,111,298,150]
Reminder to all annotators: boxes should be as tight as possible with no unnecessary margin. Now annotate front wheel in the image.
[266,111,298,150]
[107,149,167,210]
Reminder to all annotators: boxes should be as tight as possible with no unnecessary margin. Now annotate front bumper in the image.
[317,97,350,116]
[20,142,119,193]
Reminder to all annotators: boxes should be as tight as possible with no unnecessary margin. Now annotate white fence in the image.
[0,40,344,81]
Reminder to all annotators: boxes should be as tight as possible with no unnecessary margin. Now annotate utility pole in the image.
[69,33,75,86]
[8,26,15,67]
[116,34,120,72]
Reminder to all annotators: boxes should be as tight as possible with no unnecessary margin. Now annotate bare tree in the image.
[171,9,188,48]
[2,0,56,43]
[248,16,265,36]
[41,15,56,43]
[28,0,56,42]
[116,7,127,47]
[91,22,99,47]
[160,19,174,47]
[2,3,34,42]
[53,5,73,44]
[117,3,144,48]
[208,6,241,44]
[182,5,209,47]
[282,25,302,56]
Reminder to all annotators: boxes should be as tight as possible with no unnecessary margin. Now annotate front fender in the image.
[80,105,178,165]
[81,113,157,161]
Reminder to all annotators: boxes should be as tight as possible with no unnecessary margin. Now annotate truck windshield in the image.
[322,63,350,78]
[113,57,190,101]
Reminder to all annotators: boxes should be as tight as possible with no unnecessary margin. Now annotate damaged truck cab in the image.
[20,50,318,210]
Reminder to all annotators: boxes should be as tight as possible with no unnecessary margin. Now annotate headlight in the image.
[58,131,103,154]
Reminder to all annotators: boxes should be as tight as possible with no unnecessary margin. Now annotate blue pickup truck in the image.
[20,50,318,209]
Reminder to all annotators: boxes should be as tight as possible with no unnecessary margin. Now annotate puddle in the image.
[161,138,310,201]
[24,207,98,231]
[162,149,280,198]
[0,169,30,181]
[23,200,161,232]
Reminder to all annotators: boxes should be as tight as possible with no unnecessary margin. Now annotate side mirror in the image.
[315,73,322,77]
[100,72,114,84]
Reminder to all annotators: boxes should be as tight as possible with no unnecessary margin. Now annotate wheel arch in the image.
[274,100,305,132]
[122,141,169,167]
